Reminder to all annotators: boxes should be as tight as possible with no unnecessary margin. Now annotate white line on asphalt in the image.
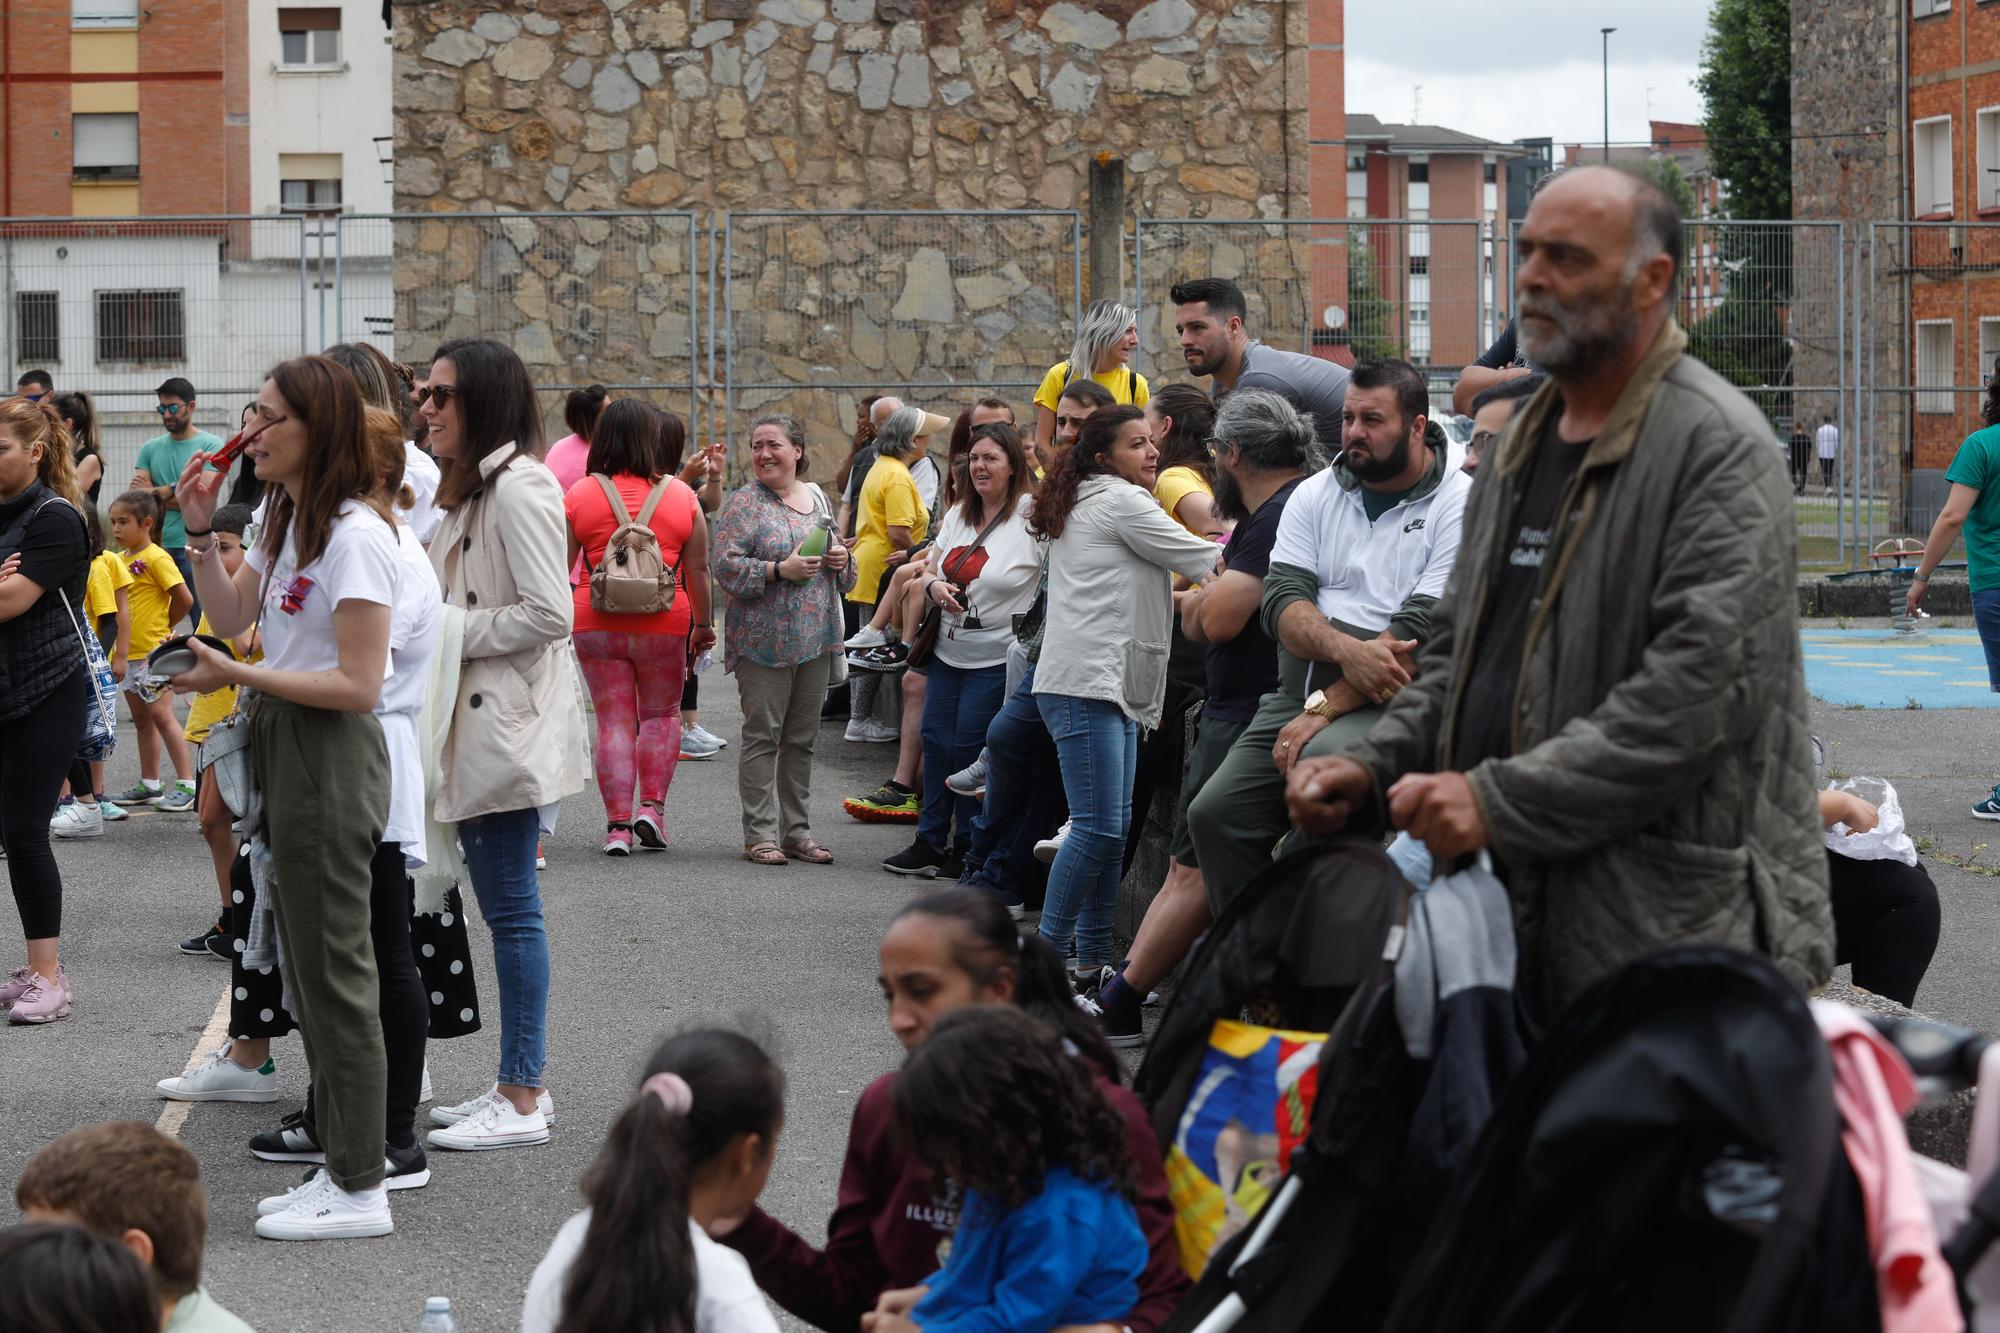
[156,986,232,1139]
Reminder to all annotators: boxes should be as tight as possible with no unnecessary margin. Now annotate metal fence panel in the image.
[341,211,701,442]
[0,215,309,482]
[1132,217,1493,404]
[721,210,1083,474]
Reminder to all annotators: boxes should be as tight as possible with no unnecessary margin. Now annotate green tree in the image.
[1628,155,1697,223]
[1696,0,1791,221]
[1344,232,1404,363]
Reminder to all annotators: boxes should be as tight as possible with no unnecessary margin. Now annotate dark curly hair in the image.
[893,1006,1136,1212]
[1028,404,1145,541]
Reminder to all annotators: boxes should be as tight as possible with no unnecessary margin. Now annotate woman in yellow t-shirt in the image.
[848,407,942,609]
[1032,299,1148,463]
[1147,383,1228,541]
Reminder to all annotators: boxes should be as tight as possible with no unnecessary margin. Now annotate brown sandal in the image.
[743,842,788,866]
[782,840,834,865]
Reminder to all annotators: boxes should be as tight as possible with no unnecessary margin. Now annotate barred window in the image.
[16,293,59,364]
[96,290,185,363]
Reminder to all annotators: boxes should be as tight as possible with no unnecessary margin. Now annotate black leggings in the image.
[1828,850,1940,1008]
[2,669,87,940]
[682,670,698,712]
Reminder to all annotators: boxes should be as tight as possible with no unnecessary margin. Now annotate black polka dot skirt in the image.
[226,844,482,1040]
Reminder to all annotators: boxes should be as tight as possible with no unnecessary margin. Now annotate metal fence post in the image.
[1132,218,1146,361]
[721,211,735,478]
[333,215,345,346]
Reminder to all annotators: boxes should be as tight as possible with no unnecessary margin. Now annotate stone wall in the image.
[392,0,1309,459]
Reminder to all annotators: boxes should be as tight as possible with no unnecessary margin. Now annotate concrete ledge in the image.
[1818,975,1976,1167]
[1801,574,1970,619]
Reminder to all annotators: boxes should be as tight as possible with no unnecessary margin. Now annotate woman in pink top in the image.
[563,401,714,856]
[545,384,610,494]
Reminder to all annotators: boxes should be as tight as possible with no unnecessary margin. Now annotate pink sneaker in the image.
[603,825,633,857]
[634,804,667,851]
[8,967,71,1024]
[0,967,31,1007]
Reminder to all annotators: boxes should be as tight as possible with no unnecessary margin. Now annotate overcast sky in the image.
[1346,1,1715,152]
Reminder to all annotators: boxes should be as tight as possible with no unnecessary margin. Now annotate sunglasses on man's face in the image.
[156,403,189,416]
[19,389,45,403]
[415,383,459,408]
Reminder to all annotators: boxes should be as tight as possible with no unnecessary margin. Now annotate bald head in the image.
[870,396,904,428]
[1514,166,1681,379]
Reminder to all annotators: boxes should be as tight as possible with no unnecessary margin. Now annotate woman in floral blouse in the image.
[714,414,856,866]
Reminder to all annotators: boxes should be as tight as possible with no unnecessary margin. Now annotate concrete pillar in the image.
[1088,153,1125,306]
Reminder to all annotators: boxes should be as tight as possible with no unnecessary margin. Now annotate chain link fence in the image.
[720,210,1083,475]
[1132,218,1495,404]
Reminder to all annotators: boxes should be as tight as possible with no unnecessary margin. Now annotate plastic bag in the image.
[1824,775,1920,867]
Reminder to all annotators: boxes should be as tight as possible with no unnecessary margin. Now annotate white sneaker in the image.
[157,1043,277,1103]
[946,753,989,797]
[420,1065,433,1103]
[844,718,899,744]
[845,624,890,650]
[49,801,104,839]
[427,1090,550,1151]
[429,1084,554,1127]
[686,722,729,751]
[253,1171,393,1240]
[1034,819,1072,864]
[679,728,724,760]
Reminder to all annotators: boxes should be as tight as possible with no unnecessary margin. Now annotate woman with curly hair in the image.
[719,885,1188,1333]
[1030,406,1219,986]
[868,1005,1146,1333]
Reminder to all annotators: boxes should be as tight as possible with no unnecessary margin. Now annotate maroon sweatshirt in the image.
[723,1069,1191,1333]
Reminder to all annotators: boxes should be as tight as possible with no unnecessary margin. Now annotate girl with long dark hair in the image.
[1145,383,1225,539]
[522,1029,785,1333]
[171,356,402,1237]
[52,391,102,508]
[1030,407,1219,985]
[720,885,1190,1332]
[0,396,91,1025]
[419,337,589,1150]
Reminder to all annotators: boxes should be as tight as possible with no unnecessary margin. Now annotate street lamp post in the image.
[1601,27,1616,163]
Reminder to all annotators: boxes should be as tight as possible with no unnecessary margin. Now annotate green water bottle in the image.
[792,516,833,582]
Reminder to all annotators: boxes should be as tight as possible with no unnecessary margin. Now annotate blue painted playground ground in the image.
[1802,628,1999,709]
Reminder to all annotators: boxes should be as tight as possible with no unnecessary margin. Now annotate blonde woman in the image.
[1032,300,1148,463]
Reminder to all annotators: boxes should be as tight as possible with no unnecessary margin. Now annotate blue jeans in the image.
[962,663,1067,903]
[1035,693,1137,969]
[917,659,1006,852]
[457,808,550,1088]
[1974,589,2000,692]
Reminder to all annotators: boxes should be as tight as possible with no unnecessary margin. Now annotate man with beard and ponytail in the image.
[1181,359,1469,911]
[1088,389,1319,1046]
[1287,166,1834,1018]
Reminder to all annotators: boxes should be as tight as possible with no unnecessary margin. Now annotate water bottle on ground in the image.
[417,1296,460,1332]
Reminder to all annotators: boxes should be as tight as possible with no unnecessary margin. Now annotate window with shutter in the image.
[72,114,139,180]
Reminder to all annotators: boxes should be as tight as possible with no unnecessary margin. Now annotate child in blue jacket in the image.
[862,1005,1147,1333]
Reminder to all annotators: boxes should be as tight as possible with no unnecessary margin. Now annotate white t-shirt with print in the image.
[931,493,1042,671]
[380,523,442,860]
[520,1210,781,1333]
[244,499,399,677]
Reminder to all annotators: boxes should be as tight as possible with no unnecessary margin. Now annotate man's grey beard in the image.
[1517,284,1640,376]
[1212,464,1249,524]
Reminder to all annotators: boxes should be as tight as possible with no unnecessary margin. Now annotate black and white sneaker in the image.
[180,921,228,957]
[250,1110,326,1163]
[882,838,948,878]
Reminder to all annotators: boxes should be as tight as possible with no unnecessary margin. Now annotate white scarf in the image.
[413,605,468,915]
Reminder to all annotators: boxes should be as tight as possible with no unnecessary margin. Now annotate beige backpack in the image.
[587,474,679,615]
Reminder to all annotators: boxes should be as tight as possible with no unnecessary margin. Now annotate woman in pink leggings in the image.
[563,401,714,854]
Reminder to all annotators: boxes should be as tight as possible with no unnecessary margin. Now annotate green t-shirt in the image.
[1944,425,2000,593]
[165,1287,255,1332]
[1361,481,1419,523]
[133,431,223,548]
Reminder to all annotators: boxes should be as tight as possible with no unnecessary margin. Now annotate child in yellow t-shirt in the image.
[186,504,262,956]
[107,490,196,812]
[51,507,135,837]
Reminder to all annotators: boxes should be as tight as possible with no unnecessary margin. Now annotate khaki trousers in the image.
[735,653,833,847]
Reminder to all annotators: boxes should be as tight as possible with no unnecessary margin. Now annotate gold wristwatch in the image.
[1303,688,1336,719]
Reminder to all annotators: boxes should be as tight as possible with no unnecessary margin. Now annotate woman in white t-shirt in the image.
[172,354,403,1242]
[880,423,1042,879]
[521,1029,785,1333]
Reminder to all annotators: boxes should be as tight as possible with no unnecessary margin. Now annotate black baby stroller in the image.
[1381,945,1881,1333]
[1134,836,1423,1332]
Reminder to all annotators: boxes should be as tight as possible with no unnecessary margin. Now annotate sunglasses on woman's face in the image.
[415,383,459,408]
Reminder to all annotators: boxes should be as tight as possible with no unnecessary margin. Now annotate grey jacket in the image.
[1340,320,1834,1013]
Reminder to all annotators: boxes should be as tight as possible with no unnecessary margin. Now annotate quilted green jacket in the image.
[1341,320,1833,1014]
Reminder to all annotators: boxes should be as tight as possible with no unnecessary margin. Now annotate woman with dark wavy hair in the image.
[1144,383,1224,540]
[521,1028,786,1333]
[1030,406,1218,987]
[172,355,402,1238]
[719,885,1190,1333]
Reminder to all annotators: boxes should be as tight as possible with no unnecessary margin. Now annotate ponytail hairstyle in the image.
[565,384,611,443]
[558,1029,785,1333]
[1149,383,1217,487]
[364,407,413,512]
[890,885,1122,1082]
[893,1006,1137,1212]
[52,390,99,462]
[1027,404,1144,544]
[1065,299,1139,385]
[0,396,82,509]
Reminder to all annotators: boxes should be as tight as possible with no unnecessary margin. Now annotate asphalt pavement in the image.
[1,653,1996,1331]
